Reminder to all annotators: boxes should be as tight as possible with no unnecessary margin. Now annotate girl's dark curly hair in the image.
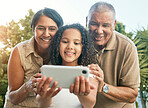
[49,23,97,66]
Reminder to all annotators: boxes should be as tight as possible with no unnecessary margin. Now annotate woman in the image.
[36,23,99,108]
[4,8,63,108]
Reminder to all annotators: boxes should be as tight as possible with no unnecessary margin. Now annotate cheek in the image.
[104,33,112,43]
[104,28,112,37]
[78,46,82,55]
[89,26,95,31]
[60,44,65,55]
[34,30,41,38]
[51,31,57,37]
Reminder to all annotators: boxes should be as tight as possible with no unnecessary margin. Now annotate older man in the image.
[87,2,140,108]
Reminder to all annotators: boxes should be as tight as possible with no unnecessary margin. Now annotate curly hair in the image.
[49,23,97,66]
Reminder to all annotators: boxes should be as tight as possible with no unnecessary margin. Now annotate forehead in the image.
[62,28,81,40]
[90,11,114,22]
[36,15,58,27]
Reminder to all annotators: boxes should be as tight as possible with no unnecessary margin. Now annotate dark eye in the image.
[37,27,45,31]
[89,22,98,26]
[74,42,81,45]
[61,40,68,43]
[102,24,111,27]
[49,27,57,31]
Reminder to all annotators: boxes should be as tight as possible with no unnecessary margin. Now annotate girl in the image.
[36,23,99,108]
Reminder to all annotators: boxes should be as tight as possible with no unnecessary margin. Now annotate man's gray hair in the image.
[88,2,116,20]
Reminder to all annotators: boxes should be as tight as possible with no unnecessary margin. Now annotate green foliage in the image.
[133,29,148,92]
[115,21,133,39]
[0,25,8,45]
[133,29,148,108]
[0,74,8,108]
[7,20,22,48]
[19,9,34,41]
[0,51,8,107]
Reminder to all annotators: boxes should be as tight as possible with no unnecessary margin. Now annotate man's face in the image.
[88,11,116,48]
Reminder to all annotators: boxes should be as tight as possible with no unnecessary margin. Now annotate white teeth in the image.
[42,38,50,42]
[96,37,103,39]
[66,52,73,54]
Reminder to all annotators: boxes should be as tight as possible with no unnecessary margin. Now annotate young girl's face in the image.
[60,28,82,66]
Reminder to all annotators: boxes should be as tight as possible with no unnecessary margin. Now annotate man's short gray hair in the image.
[88,2,116,20]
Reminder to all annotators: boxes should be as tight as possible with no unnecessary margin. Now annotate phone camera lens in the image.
[82,70,87,74]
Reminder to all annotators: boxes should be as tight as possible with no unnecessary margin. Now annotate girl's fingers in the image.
[37,76,47,94]
[69,83,74,93]
[84,78,90,96]
[52,87,62,97]
[33,73,42,78]
[79,76,85,95]
[41,77,53,93]
[74,76,80,95]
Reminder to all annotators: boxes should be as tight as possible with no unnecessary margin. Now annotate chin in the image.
[42,46,50,49]
[95,41,103,46]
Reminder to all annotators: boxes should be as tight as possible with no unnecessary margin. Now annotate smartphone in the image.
[41,65,90,88]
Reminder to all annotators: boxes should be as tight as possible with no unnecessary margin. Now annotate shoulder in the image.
[114,31,137,50]
[16,37,34,54]
[16,38,32,49]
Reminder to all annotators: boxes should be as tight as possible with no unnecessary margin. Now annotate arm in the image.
[100,83,138,103]
[70,76,98,108]
[8,47,40,104]
[89,64,138,103]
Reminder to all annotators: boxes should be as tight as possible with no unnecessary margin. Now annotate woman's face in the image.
[34,15,58,51]
[60,28,82,66]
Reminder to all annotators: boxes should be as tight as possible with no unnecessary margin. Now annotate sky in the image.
[0,0,148,33]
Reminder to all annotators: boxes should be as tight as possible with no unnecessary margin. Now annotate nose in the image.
[66,42,74,50]
[44,28,50,37]
[95,26,103,34]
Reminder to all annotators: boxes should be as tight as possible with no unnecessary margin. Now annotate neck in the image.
[62,61,78,66]
[95,44,105,51]
[34,42,49,59]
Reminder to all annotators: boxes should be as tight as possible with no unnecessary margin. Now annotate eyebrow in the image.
[37,25,57,28]
[61,37,81,41]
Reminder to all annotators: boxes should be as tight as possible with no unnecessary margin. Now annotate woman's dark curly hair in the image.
[49,23,97,66]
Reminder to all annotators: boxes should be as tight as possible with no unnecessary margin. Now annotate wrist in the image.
[102,83,109,94]
[24,82,31,94]
[36,95,52,108]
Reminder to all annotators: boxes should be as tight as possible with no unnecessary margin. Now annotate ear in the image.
[86,16,88,28]
[113,20,117,31]
[32,27,36,35]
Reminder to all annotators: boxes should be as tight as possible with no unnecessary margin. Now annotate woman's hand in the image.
[88,64,104,92]
[24,73,41,93]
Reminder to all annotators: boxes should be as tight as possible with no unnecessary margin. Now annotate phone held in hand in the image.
[41,65,89,88]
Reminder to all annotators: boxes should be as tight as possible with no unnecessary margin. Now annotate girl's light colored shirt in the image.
[50,89,82,108]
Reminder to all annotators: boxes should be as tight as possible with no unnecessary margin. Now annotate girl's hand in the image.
[36,77,62,108]
[69,76,95,96]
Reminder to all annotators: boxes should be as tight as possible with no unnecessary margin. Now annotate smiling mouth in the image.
[95,36,104,40]
[65,52,75,56]
[39,38,51,41]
